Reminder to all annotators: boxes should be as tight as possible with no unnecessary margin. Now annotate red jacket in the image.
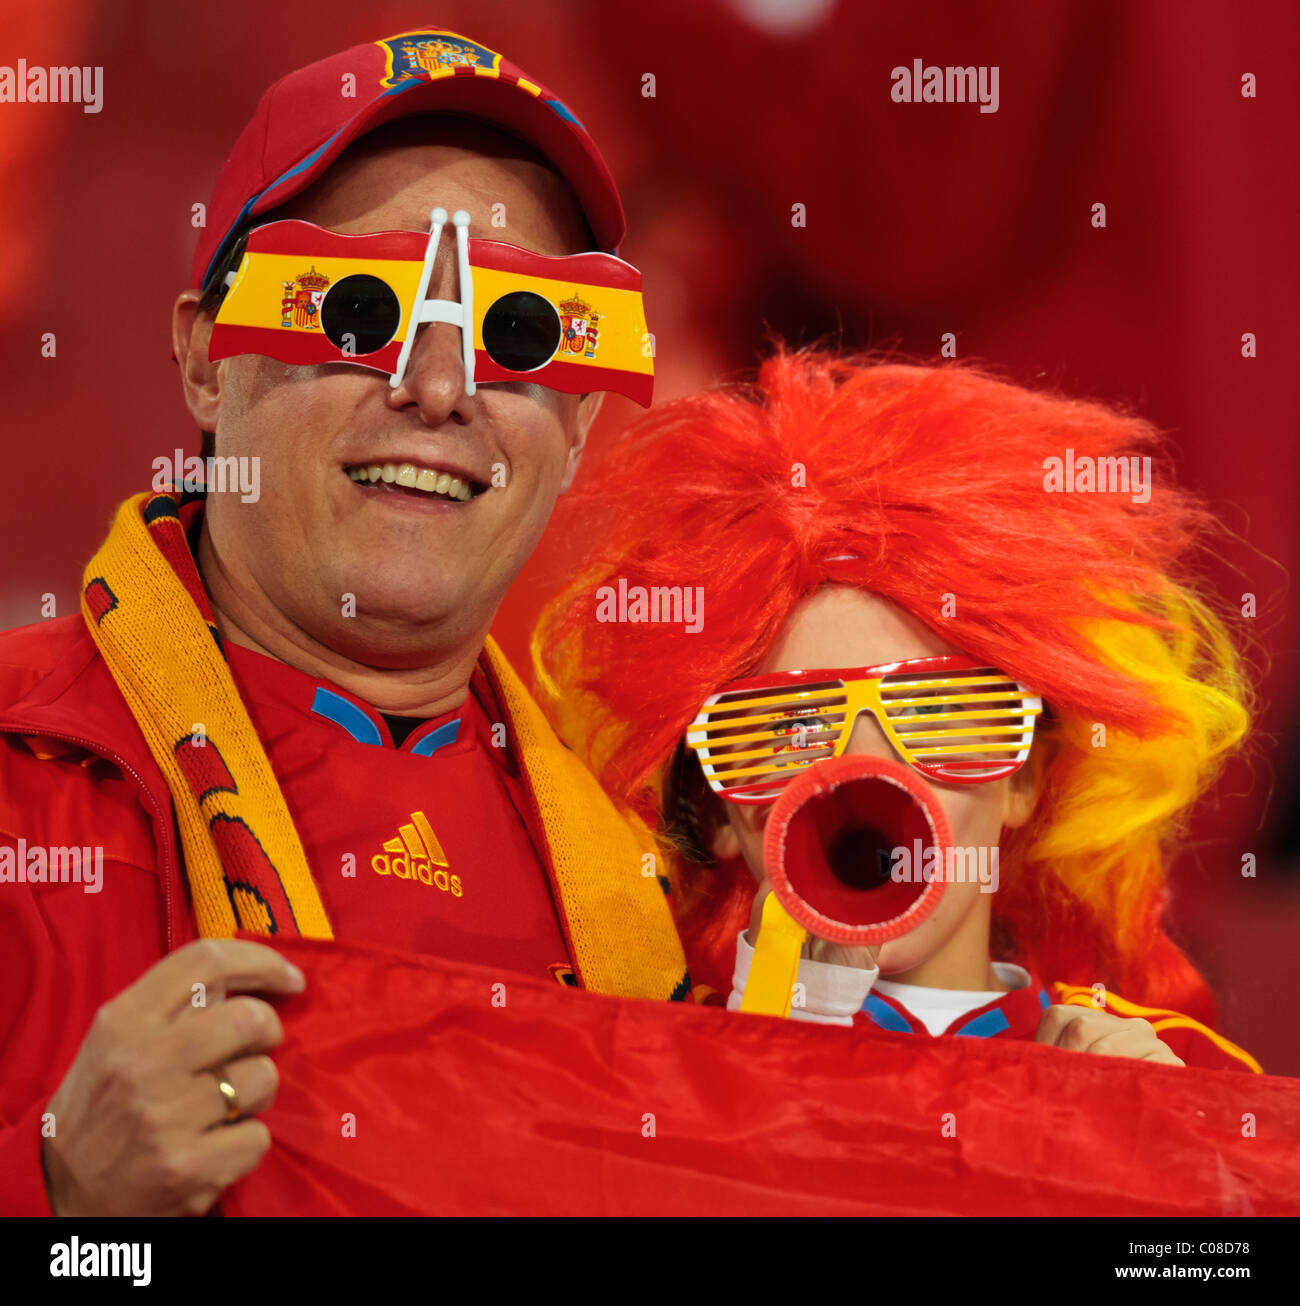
[0,604,700,1215]
[0,616,200,1214]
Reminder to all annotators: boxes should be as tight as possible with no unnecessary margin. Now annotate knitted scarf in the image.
[82,492,330,939]
[79,491,690,999]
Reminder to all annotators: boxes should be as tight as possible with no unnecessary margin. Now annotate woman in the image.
[534,346,1261,1071]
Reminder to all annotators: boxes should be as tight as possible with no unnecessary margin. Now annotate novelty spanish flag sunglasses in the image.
[686,656,1044,804]
[209,208,653,406]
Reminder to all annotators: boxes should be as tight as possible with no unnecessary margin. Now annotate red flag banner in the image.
[222,936,1300,1216]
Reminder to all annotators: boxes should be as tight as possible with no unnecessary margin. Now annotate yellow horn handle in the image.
[740,894,807,1018]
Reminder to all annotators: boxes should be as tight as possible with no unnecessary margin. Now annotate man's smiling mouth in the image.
[344,462,486,502]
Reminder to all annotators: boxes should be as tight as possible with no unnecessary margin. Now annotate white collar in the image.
[873,961,1031,1004]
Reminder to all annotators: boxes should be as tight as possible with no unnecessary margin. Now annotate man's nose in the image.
[385,253,476,425]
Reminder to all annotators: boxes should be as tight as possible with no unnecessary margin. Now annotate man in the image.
[0,26,686,1216]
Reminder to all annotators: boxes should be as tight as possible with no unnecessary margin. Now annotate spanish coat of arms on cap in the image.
[375,29,503,89]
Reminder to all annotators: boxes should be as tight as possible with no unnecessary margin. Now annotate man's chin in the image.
[304,574,484,648]
[312,615,471,669]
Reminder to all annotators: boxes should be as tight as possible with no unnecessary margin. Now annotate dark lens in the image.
[321,274,401,356]
[481,291,561,372]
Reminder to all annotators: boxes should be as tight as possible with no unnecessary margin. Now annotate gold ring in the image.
[214,1070,241,1123]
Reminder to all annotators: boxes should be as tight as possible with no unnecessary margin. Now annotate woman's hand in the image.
[1035,1004,1185,1066]
[748,879,881,972]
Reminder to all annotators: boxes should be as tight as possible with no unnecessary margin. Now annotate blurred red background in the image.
[1,0,1296,1071]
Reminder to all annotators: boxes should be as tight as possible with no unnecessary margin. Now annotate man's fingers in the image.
[179,1119,273,1215]
[121,939,305,1020]
[170,995,285,1072]
[191,1054,280,1129]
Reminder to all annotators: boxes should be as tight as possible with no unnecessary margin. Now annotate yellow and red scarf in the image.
[80,491,688,1000]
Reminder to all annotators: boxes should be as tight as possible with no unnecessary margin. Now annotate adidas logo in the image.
[370,810,462,896]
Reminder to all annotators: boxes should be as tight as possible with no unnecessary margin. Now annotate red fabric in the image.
[0,617,1287,1214]
[224,642,570,979]
[223,935,1300,1216]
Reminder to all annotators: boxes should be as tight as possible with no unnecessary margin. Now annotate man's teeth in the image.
[346,463,475,501]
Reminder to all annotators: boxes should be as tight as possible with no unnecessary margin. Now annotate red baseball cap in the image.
[192,24,625,291]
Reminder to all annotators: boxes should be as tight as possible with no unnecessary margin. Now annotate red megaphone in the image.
[762,754,953,947]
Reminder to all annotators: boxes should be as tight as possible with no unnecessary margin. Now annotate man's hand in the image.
[1035,1004,1185,1066]
[748,880,881,971]
[42,939,306,1216]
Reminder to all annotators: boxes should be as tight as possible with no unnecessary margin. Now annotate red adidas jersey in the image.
[224,642,572,983]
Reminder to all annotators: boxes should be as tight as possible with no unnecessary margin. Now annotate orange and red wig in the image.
[534,347,1252,1021]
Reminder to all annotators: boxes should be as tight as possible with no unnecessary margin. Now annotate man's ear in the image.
[172,290,223,433]
[558,391,604,493]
